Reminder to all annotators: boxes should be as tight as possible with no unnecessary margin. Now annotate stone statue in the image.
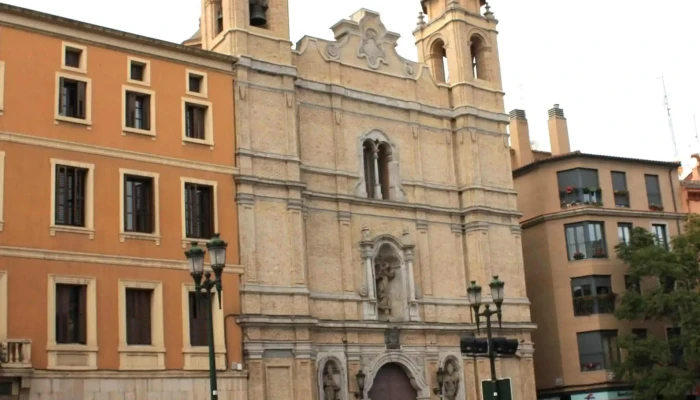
[322,363,340,400]
[375,262,395,315]
[443,361,460,400]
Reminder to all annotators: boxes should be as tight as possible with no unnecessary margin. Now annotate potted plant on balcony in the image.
[573,251,585,260]
[649,203,664,211]
[592,248,607,258]
[566,186,574,194]
[614,189,629,196]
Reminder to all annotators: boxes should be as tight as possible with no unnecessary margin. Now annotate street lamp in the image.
[466,276,514,400]
[433,366,446,398]
[185,233,228,400]
[354,370,366,399]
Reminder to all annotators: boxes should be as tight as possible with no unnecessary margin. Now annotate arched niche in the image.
[437,353,465,400]
[373,237,408,322]
[363,352,430,400]
[317,355,347,400]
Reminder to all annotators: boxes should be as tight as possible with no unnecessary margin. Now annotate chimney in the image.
[547,104,571,155]
[509,109,534,168]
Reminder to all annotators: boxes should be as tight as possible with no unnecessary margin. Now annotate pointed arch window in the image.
[362,139,392,200]
[429,39,448,84]
[470,35,488,80]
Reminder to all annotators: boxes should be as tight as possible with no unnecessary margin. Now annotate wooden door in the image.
[368,363,417,400]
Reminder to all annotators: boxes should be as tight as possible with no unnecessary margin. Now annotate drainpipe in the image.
[669,166,682,233]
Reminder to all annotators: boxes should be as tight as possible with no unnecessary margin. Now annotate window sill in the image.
[47,344,98,370]
[61,65,87,74]
[127,78,150,87]
[182,137,214,149]
[122,127,156,138]
[50,225,95,239]
[185,90,208,99]
[55,115,92,128]
[182,347,226,371]
[120,232,161,245]
[118,345,166,370]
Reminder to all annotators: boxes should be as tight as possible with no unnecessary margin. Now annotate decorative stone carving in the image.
[404,62,415,77]
[385,327,400,349]
[375,261,396,315]
[322,362,341,400]
[358,28,387,69]
[358,285,368,297]
[442,359,460,400]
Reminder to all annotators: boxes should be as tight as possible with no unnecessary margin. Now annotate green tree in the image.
[614,215,700,399]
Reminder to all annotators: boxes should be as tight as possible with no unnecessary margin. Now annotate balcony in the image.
[569,241,607,261]
[0,339,32,369]
[560,187,603,209]
[573,294,616,316]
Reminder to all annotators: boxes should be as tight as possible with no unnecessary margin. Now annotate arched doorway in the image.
[368,363,417,400]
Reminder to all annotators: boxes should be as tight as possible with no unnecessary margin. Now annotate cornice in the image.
[521,207,687,229]
[0,246,244,274]
[0,131,238,175]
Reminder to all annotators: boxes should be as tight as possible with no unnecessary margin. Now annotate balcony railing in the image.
[0,339,32,369]
[560,187,603,208]
[573,294,616,316]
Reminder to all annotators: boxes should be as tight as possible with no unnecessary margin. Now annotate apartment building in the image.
[510,106,685,400]
[0,5,245,399]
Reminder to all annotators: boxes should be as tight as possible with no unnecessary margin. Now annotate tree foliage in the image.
[614,215,700,399]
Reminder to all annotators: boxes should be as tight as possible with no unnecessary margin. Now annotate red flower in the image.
[566,186,574,194]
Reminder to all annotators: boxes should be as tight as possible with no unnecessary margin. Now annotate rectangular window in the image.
[557,168,601,208]
[188,74,203,94]
[58,77,87,119]
[667,327,683,366]
[124,175,154,233]
[565,221,607,260]
[617,223,632,245]
[611,171,630,207]
[571,276,615,316]
[185,103,207,140]
[645,174,663,209]
[632,329,648,340]
[624,275,641,294]
[125,288,152,345]
[652,224,669,250]
[55,165,87,227]
[64,47,82,68]
[125,91,151,131]
[577,330,620,371]
[130,62,145,82]
[188,292,209,347]
[184,183,214,239]
[55,284,87,344]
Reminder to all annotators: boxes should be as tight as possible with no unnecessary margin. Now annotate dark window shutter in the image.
[142,96,151,130]
[185,184,194,237]
[55,285,70,343]
[55,166,67,224]
[193,107,205,139]
[74,169,85,227]
[76,81,86,119]
[140,291,152,345]
[58,77,66,114]
[77,285,87,344]
[201,186,213,238]
[126,289,152,345]
[126,92,135,127]
[189,292,209,346]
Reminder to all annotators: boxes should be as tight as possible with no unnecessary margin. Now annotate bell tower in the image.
[199,0,291,63]
[414,0,504,111]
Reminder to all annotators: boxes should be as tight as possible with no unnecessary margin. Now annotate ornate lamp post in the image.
[433,366,446,399]
[185,233,228,400]
[354,370,366,399]
[468,276,505,398]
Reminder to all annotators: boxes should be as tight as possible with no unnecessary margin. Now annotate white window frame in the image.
[49,158,95,239]
[121,85,157,137]
[127,56,151,87]
[118,279,165,371]
[46,275,98,370]
[180,177,219,248]
[185,69,208,98]
[0,271,7,341]
[181,97,214,147]
[0,151,4,232]
[61,42,87,74]
[181,284,226,370]
[649,221,671,250]
[0,61,5,115]
[54,71,93,127]
[119,169,161,245]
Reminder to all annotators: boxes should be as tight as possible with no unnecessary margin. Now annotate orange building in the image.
[680,154,700,214]
[0,4,246,399]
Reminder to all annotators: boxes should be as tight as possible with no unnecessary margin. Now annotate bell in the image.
[249,1,267,27]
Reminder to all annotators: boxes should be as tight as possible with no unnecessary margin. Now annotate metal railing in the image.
[0,339,32,369]
[573,294,616,316]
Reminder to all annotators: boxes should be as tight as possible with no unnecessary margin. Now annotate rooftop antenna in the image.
[661,77,679,160]
[694,114,699,147]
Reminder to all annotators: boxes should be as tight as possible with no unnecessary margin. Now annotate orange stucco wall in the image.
[0,25,241,370]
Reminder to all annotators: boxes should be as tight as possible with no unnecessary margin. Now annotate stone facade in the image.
[190,0,536,399]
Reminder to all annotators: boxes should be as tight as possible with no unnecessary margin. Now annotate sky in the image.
[7,0,700,167]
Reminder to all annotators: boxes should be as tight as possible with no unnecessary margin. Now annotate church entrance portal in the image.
[368,363,417,400]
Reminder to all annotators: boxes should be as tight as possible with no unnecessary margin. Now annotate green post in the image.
[206,291,218,400]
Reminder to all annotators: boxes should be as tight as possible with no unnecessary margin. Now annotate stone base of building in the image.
[0,370,247,400]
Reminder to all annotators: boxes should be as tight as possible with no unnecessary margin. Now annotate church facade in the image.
[189,0,536,399]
